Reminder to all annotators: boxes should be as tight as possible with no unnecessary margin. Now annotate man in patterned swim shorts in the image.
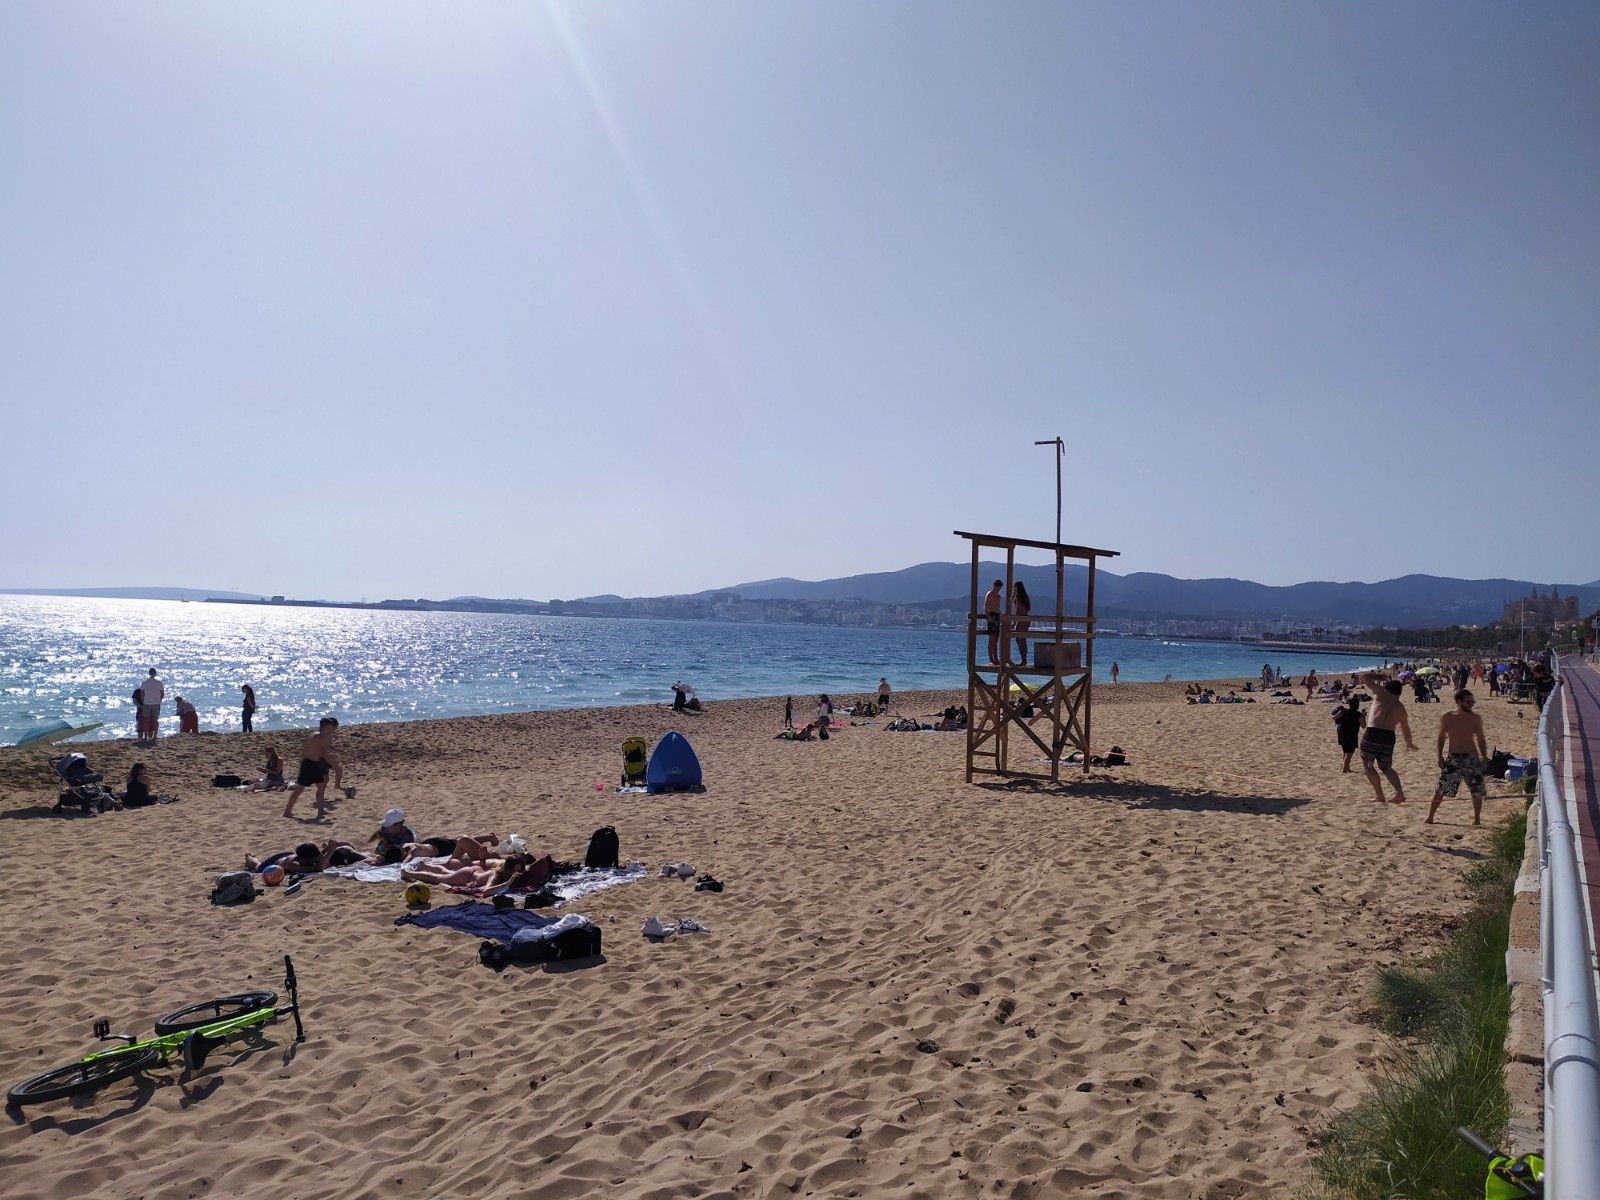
[1427,689,1489,826]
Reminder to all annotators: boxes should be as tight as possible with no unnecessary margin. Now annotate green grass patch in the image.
[1309,809,1526,1200]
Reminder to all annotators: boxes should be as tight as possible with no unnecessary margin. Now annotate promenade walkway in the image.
[1557,658,1600,986]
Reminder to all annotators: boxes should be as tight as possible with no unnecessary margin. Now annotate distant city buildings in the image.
[218,588,1576,647]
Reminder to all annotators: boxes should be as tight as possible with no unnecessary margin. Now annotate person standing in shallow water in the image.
[1110,662,1119,685]
[138,668,164,744]
[241,684,257,733]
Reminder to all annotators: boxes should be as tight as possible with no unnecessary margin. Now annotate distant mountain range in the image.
[655,563,1600,627]
[7,566,1597,629]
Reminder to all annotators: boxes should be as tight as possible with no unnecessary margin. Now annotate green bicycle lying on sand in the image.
[7,955,306,1107]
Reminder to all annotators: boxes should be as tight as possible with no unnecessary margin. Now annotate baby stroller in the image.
[621,737,650,789]
[51,752,117,816]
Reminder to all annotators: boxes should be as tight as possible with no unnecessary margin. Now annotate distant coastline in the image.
[197,596,1402,657]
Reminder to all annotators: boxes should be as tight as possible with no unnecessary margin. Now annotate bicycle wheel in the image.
[7,1046,161,1106]
[153,991,277,1035]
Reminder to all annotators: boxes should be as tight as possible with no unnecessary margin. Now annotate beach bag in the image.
[209,871,258,906]
[212,773,243,789]
[584,826,619,869]
[508,923,603,962]
[1487,749,1513,779]
[1105,746,1127,766]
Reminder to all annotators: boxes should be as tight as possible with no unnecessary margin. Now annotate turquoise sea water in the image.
[0,595,1380,744]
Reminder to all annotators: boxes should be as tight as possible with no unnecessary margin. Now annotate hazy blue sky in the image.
[3,2,1596,599]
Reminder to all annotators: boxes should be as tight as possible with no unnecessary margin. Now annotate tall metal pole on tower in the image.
[1034,436,1065,630]
[1034,437,1064,548]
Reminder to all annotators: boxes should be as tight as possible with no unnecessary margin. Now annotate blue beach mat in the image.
[395,902,561,939]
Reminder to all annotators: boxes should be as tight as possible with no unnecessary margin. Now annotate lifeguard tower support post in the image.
[955,530,1120,783]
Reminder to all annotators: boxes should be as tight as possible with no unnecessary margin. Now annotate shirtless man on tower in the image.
[983,580,1004,665]
[1427,690,1489,826]
[1358,672,1417,804]
[284,717,344,820]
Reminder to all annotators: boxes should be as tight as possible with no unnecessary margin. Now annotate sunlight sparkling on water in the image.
[0,595,1380,743]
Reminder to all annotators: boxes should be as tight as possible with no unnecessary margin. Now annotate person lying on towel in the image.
[246,840,363,875]
[399,833,500,866]
[401,850,555,897]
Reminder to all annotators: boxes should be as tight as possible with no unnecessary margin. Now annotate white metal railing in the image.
[1538,653,1600,1196]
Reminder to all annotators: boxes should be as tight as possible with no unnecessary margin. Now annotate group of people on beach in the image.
[1333,662,1545,826]
[982,580,1033,665]
[1190,653,1549,827]
[130,668,257,743]
[248,814,564,900]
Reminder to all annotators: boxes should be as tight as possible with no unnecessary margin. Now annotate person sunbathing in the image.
[400,859,500,890]
[247,839,362,875]
[402,850,554,896]
[401,833,498,866]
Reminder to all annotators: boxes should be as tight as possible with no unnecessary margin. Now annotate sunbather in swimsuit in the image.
[403,851,555,897]
[401,833,498,866]
[246,840,361,875]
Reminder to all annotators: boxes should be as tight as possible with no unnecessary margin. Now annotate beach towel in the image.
[395,903,578,940]
[324,859,649,906]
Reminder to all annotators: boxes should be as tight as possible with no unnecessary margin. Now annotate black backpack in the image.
[584,826,619,869]
[210,871,258,906]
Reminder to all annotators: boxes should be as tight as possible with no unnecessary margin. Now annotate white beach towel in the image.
[320,858,648,906]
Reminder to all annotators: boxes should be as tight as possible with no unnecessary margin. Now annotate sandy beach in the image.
[0,678,1538,1199]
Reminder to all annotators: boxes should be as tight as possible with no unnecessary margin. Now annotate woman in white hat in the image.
[366,808,416,865]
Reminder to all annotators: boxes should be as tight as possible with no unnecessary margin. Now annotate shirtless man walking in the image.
[1427,690,1489,825]
[983,580,1004,665]
[1358,672,1417,804]
[284,716,344,820]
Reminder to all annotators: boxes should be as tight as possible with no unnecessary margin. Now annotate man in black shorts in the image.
[983,580,1004,665]
[1359,674,1416,804]
[284,717,343,820]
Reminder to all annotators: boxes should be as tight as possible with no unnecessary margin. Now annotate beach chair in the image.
[621,737,650,788]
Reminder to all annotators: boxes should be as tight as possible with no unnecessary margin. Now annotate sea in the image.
[0,594,1381,745]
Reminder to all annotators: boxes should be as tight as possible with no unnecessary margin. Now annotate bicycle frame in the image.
[82,1006,278,1068]
[83,954,304,1069]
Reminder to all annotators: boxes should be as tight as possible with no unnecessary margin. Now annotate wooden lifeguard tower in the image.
[955,530,1120,783]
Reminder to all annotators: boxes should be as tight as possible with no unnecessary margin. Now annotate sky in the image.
[2,2,1597,600]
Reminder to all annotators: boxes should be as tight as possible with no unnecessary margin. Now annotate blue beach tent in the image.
[646,731,703,793]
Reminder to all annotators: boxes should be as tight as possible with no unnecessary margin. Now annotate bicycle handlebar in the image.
[1457,1126,1500,1159]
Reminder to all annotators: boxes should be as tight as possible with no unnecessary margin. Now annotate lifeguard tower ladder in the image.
[955,530,1120,783]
